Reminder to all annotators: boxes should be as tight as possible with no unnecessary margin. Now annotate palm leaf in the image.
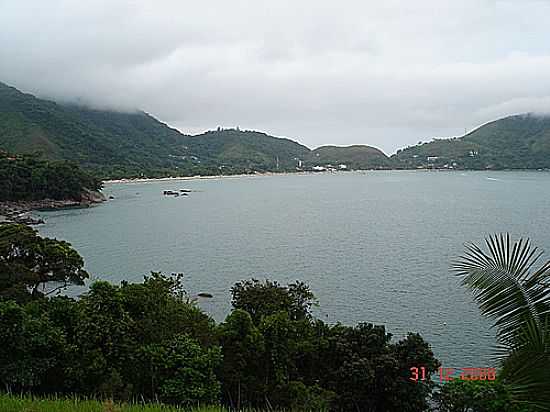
[452,234,550,349]
[453,234,550,409]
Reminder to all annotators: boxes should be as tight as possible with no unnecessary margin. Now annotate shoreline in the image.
[103,167,550,185]
[0,191,106,226]
[103,171,306,185]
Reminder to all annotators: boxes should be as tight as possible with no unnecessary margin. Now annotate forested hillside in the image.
[0,83,309,178]
[0,151,102,202]
[307,145,395,169]
[0,82,396,178]
[394,113,550,169]
[4,82,550,175]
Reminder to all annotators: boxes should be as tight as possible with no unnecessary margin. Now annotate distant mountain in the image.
[394,113,550,169]
[5,81,548,176]
[0,82,309,178]
[307,145,394,169]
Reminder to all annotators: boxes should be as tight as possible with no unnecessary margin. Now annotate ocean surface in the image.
[37,170,550,368]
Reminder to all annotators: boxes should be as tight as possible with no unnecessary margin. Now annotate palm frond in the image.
[452,233,550,349]
[453,234,550,410]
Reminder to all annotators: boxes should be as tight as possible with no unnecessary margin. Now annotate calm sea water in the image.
[37,170,550,367]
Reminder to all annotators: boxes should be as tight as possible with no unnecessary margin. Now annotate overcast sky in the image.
[1,0,550,154]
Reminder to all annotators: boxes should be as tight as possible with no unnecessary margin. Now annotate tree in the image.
[437,379,537,412]
[0,300,65,392]
[150,334,222,405]
[0,224,88,301]
[453,234,550,410]
[316,323,440,411]
[68,281,136,397]
[218,309,265,408]
[231,279,316,324]
[120,272,216,347]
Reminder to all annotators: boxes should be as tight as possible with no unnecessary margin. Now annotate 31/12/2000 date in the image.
[410,366,497,383]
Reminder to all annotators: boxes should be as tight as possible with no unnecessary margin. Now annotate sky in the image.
[1,0,550,154]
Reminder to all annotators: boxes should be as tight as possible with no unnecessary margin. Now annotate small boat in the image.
[197,292,213,298]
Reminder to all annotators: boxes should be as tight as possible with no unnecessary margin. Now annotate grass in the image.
[0,394,266,412]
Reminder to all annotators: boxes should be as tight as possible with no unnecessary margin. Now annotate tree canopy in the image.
[0,151,102,201]
[0,224,88,302]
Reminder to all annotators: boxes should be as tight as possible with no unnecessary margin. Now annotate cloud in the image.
[1,0,550,153]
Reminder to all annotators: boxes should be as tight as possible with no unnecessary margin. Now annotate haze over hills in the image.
[2,81,550,177]
[0,82,391,178]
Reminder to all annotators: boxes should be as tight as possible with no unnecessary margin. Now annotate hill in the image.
[0,151,102,202]
[394,113,550,169]
[187,128,310,171]
[308,145,394,169]
[0,82,309,178]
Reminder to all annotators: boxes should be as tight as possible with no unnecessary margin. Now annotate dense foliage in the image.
[0,225,442,411]
[0,151,101,201]
[0,224,88,302]
[437,380,537,412]
[394,113,550,169]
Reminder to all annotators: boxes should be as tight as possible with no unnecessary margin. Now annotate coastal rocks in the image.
[163,189,194,197]
[81,189,107,204]
[0,190,107,226]
[0,206,45,225]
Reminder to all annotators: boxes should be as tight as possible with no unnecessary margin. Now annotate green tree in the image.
[150,334,222,405]
[120,272,216,347]
[0,224,88,301]
[68,281,136,397]
[0,300,65,392]
[453,234,550,410]
[218,309,265,408]
[437,379,537,412]
[231,279,316,324]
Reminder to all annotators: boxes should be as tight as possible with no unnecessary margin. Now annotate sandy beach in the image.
[102,171,310,185]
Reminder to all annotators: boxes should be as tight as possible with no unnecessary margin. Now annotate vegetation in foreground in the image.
[0,223,440,411]
[1,224,548,411]
[0,394,249,412]
[451,234,550,410]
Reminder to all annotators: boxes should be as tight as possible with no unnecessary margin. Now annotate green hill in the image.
[7,81,549,174]
[308,145,394,169]
[394,113,550,169]
[187,128,310,170]
[0,83,309,178]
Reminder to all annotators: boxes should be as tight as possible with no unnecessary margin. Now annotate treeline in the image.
[0,224,442,411]
[0,151,102,201]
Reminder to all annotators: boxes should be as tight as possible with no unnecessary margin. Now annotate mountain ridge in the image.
[394,112,550,169]
[0,82,391,177]
[3,81,550,176]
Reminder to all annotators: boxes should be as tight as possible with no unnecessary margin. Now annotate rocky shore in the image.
[0,190,106,225]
